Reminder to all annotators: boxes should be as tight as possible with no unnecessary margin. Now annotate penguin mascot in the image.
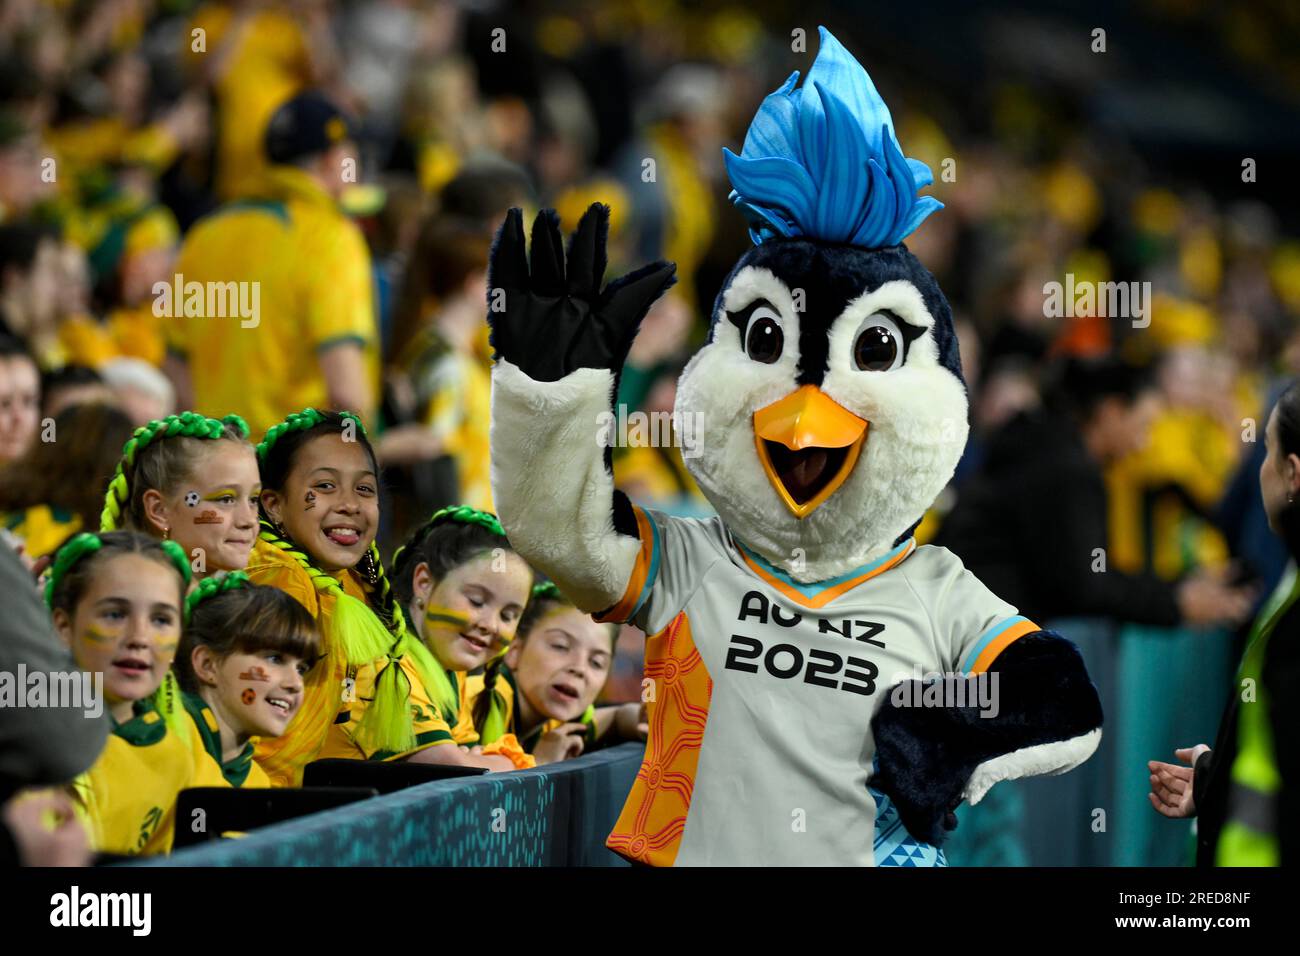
[486,27,1102,866]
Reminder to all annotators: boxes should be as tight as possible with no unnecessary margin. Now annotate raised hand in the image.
[486,203,677,383]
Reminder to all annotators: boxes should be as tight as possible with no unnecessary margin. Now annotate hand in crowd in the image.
[2,790,92,867]
[1147,744,1210,819]
[615,702,649,742]
[1176,568,1255,628]
[532,724,587,765]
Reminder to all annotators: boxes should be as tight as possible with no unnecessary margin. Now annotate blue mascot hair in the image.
[723,26,942,249]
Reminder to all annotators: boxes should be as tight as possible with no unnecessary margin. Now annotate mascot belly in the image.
[486,26,1103,866]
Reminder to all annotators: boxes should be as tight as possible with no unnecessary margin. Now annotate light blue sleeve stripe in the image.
[627,512,662,622]
[960,615,1032,673]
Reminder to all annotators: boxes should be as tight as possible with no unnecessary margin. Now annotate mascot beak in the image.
[753,385,868,519]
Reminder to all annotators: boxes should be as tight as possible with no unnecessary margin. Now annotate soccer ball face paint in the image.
[268,433,379,573]
[160,442,261,574]
[218,649,308,738]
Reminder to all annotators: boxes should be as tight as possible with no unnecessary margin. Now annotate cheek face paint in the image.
[238,664,271,682]
[424,605,472,630]
[241,688,256,705]
[194,510,223,525]
[83,626,118,645]
[303,490,316,511]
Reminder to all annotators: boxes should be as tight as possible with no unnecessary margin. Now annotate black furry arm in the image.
[869,632,1103,846]
[486,205,677,613]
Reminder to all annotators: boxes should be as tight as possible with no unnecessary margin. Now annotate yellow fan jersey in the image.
[318,657,460,761]
[182,691,271,789]
[167,166,380,438]
[72,701,195,856]
[1,505,82,561]
[245,537,370,786]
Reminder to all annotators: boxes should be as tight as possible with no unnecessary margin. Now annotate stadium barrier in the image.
[142,742,644,867]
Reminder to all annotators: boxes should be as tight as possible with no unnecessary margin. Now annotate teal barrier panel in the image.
[143,743,644,867]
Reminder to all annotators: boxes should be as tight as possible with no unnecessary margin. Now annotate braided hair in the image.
[100,411,251,533]
[256,408,426,755]
[472,580,618,744]
[46,530,194,733]
[392,506,530,726]
[176,571,320,694]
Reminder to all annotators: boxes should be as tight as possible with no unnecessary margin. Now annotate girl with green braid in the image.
[176,572,321,789]
[343,505,537,771]
[100,410,259,577]
[467,581,647,765]
[46,530,196,855]
[247,409,434,784]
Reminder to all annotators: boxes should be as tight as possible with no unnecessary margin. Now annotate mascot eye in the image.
[744,307,784,364]
[853,314,906,372]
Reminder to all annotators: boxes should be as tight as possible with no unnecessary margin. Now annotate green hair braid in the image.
[184,569,252,622]
[100,411,249,532]
[256,407,365,461]
[532,580,560,601]
[391,505,506,572]
[44,532,192,608]
[43,532,104,608]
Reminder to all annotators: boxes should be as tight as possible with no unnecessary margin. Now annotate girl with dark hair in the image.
[245,408,422,785]
[467,581,646,765]
[1149,380,1300,865]
[176,573,320,789]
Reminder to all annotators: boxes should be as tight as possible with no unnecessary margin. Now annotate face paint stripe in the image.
[424,606,471,630]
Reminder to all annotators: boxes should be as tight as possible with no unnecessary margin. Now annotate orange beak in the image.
[753,385,869,519]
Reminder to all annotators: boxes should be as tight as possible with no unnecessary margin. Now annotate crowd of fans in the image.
[0,0,1298,866]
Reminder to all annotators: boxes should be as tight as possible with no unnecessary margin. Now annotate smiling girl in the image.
[247,408,426,785]
[347,506,536,770]
[100,410,260,576]
[176,572,320,788]
[469,582,647,764]
[46,530,195,855]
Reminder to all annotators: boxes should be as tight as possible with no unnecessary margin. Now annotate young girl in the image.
[46,530,194,855]
[469,582,647,765]
[328,505,535,770]
[100,410,259,578]
[176,571,320,788]
[247,408,430,785]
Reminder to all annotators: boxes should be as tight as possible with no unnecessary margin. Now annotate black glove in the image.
[487,203,677,383]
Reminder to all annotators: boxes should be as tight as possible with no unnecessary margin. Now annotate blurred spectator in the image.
[383,214,491,519]
[41,364,112,418]
[0,222,61,361]
[100,356,175,425]
[937,357,1254,628]
[166,90,378,435]
[0,333,40,464]
[0,401,135,558]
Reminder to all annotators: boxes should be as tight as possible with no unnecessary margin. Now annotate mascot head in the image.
[676,26,967,582]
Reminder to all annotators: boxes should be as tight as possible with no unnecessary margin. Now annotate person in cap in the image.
[165,91,379,437]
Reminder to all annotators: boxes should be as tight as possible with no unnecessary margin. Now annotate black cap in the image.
[264,91,356,165]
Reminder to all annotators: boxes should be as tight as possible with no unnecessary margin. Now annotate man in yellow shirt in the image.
[165,92,377,436]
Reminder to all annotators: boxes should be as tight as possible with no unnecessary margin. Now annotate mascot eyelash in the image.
[722,28,942,248]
